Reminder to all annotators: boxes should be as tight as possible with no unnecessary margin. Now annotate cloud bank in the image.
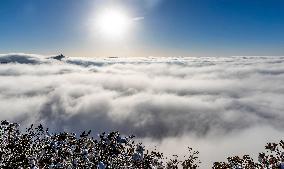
[1,54,284,168]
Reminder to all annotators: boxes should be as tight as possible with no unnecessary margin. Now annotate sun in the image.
[96,8,131,39]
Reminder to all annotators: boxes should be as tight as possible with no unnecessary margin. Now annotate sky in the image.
[0,0,284,57]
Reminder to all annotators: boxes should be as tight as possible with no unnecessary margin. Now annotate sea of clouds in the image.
[1,53,284,168]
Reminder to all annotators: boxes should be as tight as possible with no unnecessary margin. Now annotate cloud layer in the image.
[1,54,284,168]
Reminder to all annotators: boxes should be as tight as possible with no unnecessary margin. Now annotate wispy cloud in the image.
[133,17,145,21]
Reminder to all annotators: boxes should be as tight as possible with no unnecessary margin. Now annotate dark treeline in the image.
[0,120,283,169]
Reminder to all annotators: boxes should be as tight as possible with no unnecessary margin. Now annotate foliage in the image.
[212,141,284,169]
[1,120,284,169]
[0,120,199,169]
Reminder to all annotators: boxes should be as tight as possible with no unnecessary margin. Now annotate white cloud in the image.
[1,54,284,168]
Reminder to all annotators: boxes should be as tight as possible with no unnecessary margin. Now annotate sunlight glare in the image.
[96,8,131,39]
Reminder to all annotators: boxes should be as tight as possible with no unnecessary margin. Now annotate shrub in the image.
[0,120,200,169]
[212,141,284,169]
[1,120,284,169]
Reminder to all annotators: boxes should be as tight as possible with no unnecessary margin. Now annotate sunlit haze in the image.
[95,8,131,39]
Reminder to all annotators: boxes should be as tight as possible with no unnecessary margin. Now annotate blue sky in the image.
[0,0,284,57]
